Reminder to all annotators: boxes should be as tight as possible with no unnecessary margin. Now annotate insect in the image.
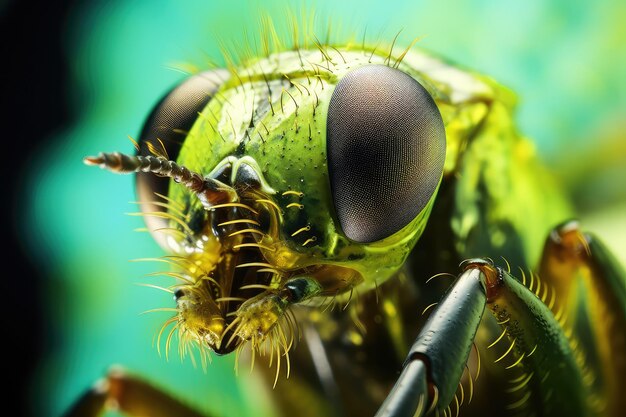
[66,19,626,417]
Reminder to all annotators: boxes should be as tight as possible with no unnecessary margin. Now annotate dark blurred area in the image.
[2,1,76,415]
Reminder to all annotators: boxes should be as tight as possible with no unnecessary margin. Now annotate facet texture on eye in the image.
[135,69,229,248]
[327,65,446,243]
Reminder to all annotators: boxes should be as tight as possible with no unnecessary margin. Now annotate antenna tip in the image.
[83,155,103,166]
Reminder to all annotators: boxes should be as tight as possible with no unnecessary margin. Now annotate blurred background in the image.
[5,0,625,416]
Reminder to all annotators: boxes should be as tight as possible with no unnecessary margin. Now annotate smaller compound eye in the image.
[327,65,446,243]
[136,69,229,249]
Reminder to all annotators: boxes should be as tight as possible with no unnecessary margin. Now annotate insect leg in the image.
[537,220,626,416]
[379,253,600,417]
[375,265,488,417]
[63,366,207,417]
[479,258,591,417]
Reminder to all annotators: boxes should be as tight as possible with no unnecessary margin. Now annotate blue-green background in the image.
[18,1,626,416]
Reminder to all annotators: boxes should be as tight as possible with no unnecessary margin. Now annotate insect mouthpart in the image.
[85,152,293,356]
[163,158,287,356]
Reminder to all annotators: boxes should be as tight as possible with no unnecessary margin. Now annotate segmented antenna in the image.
[84,152,235,206]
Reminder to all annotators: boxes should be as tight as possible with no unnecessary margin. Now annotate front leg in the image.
[376,264,487,417]
[378,256,595,417]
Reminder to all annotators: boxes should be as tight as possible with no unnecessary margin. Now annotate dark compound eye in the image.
[136,69,229,248]
[327,65,446,243]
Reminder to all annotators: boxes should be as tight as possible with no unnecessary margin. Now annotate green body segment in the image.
[451,98,572,268]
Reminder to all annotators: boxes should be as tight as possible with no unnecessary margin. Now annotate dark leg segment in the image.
[63,367,207,417]
[375,360,428,417]
[375,265,488,417]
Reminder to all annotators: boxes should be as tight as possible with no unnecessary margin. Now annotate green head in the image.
[86,47,445,355]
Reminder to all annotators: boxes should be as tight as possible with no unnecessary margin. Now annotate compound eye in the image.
[136,69,229,248]
[327,65,446,243]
